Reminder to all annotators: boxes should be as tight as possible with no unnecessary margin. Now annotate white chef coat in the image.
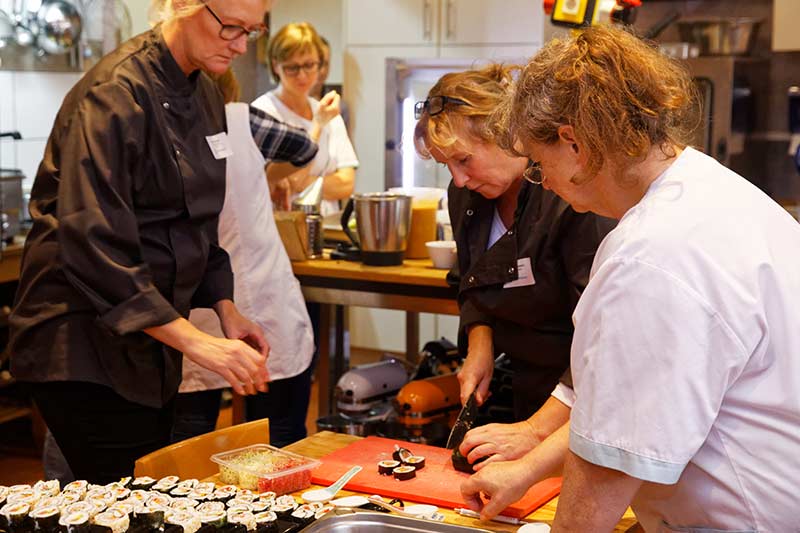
[569,147,800,532]
[252,89,359,217]
[180,103,315,392]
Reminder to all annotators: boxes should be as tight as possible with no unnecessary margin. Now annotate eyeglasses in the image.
[414,95,470,119]
[204,4,267,42]
[280,61,321,77]
[523,160,543,185]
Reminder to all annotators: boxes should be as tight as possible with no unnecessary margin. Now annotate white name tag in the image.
[503,257,536,289]
[206,132,233,160]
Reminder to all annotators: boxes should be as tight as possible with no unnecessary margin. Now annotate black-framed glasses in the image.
[523,160,543,185]
[205,4,267,42]
[280,61,321,77]
[414,95,470,119]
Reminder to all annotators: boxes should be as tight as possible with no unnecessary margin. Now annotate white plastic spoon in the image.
[301,465,362,503]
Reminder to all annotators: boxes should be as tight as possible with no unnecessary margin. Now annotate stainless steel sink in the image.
[302,509,492,532]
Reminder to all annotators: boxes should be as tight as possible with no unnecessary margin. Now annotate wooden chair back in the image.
[134,418,269,479]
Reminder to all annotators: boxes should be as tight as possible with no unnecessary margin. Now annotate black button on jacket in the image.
[448,180,616,411]
[8,28,233,408]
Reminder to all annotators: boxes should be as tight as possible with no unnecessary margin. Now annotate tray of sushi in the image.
[211,445,321,495]
[0,476,357,533]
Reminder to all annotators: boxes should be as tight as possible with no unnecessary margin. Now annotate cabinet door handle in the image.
[446,0,456,40]
[423,0,433,41]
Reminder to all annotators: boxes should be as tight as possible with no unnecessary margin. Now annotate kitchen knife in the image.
[445,390,478,450]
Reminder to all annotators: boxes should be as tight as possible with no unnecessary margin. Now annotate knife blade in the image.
[446,390,478,450]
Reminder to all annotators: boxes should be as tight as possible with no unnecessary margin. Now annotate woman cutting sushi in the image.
[7,0,274,482]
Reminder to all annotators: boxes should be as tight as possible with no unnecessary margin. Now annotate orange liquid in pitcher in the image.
[406,201,438,259]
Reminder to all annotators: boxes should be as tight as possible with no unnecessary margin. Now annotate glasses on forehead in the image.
[280,61,321,77]
[414,95,470,119]
[523,160,543,185]
[204,4,267,42]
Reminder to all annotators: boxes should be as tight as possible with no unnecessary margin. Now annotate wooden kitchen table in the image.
[291,253,458,416]
[283,431,639,532]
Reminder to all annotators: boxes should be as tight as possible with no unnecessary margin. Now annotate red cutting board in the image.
[311,436,561,519]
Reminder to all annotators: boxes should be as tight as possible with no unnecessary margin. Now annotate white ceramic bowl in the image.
[425,240,457,269]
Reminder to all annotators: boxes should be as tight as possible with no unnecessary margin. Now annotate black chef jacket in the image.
[448,180,615,416]
[8,27,233,408]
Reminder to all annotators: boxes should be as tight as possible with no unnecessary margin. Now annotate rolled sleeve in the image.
[249,105,318,166]
[551,381,575,408]
[569,257,748,484]
[57,82,180,334]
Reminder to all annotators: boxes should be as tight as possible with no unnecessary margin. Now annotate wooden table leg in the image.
[405,311,419,364]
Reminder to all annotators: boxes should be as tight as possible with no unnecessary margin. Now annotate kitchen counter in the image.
[279,431,639,532]
[0,241,24,284]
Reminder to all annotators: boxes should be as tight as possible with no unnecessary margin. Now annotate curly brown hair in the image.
[494,24,700,181]
[414,64,520,158]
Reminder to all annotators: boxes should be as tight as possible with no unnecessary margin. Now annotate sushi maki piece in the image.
[0,486,8,507]
[247,501,270,515]
[403,456,425,470]
[107,502,133,517]
[195,502,224,515]
[169,499,198,512]
[58,510,92,533]
[92,510,130,533]
[267,502,294,522]
[1,502,33,533]
[252,511,277,533]
[117,478,132,489]
[392,446,413,464]
[451,448,483,474]
[313,504,334,521]
[152,477,179,494]
[392,466,416,481]
[6,489,38,508]
[144,494,172,510]
[130,505,165,532]
[129,478,157,492]
[168,487,193,499]
[226,511,255,532]
[63,503,93,517]
[32,482,60,499]
[287,505,314,528]
[164,510,201,533]
[62,482,88,499]
[30,505,59,533]
[377,460,400,476]
[198,509,227,529]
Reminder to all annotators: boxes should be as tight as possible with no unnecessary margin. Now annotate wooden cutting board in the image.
[310,436,561,519]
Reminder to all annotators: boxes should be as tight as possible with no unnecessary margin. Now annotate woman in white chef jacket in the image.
[252,22,358,215]
[174,70,340,447]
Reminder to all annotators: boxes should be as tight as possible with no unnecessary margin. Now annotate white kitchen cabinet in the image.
[772,0,800,52]
[345,0,542,48]
[345,0,439,46]
[438,44,540,60]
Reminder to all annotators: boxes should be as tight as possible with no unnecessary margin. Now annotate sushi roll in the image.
[129,478,156,492]
[377,460,400,476]
[198,509,227,530]
[247,500,270,515]
[7,489,38,507]
[223,504,251,517]
[403,456,426,470]
[30,505,59,533]
[145,494,171,510]
[267,501,294,521]
[117,478,132,489]
[107,502,133,517]
[130,505,165,532]
[392,446,413,464]
[1,502,32,533]
[226,511,255,532]
[187,492,209,504]
[169,499,198,512]
[232,491,253,503]
[168,487,192,499]
[287,505,314,527]
[194,484,215,495]
[313,504,334,521]
[92,510,129,533]
[58,510,92,533]
[62,482,88,499]
[0,486,8,507]
[252,511,277,533]
[164,510,201,533]
[32,482,59,500]
[152,477,179,494]
[392,466,416,481]
[174,480,198,492]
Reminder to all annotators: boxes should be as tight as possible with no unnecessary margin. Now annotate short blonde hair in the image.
[494,24,700,180]
[215,69,241,104]
[148,0,204,26]
[414,64,519,158]
[267,22,325,83]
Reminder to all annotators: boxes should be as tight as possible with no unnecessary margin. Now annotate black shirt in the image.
[448,180,616,414]
[9,28,233,408]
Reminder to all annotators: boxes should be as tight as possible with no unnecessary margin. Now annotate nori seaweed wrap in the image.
[30,505,59,533]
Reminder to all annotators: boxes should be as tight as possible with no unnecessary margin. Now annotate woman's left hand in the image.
[216,300,270,358]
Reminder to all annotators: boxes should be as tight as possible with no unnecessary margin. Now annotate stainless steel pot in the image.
[677,18,761,56]
[341,192,412,266]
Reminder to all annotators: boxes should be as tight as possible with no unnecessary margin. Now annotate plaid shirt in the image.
[249,105,318,166]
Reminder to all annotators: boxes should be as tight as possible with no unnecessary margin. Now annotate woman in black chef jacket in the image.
[7,0,273,483]
[414,65,614,426]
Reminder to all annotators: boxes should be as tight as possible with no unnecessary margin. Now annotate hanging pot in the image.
[36,0,82,55]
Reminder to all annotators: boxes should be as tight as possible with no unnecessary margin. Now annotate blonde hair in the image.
[494,24,700,181]
[414,64,519,158]
[148,0,204,27]
[267,22,325,83]
[215,69,241,104]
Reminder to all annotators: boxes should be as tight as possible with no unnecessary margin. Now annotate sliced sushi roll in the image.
[107,502,133,517]
[30,504,59,533]
[58,510,92,533]
[175,480,198,491]
[226,511,255,532]
[164,510,201,533]
[267,501,294,521]
[392,465,416,481]
[130,505,165,532]
[194,484,215,495]
[152,477,179,494]
[198,509,227,529]
[0,486,8,507]
[403,456,426,470]
[195,502,224,515]
[32,497,61,511]
[126,491,149,507]
[377,460,400,476]
[144,494,171,510]
[7,489,38,507]
[247,500,270,515]
[223,504,251,516]
[1,502,33,533]
[62,482,88,498]
[129,478,157,492]
[313,504,334,521]
[6,487,31,497]
[168,487,193,499]
[187,491,210,504]
[92,510,130,533]
[287,505,314,527]
[117,478,132,489]
[252,511,277,533]
[169,499,198,512]
[63,503,93,517]
[32,482,59,500]
[232,491,254,503]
